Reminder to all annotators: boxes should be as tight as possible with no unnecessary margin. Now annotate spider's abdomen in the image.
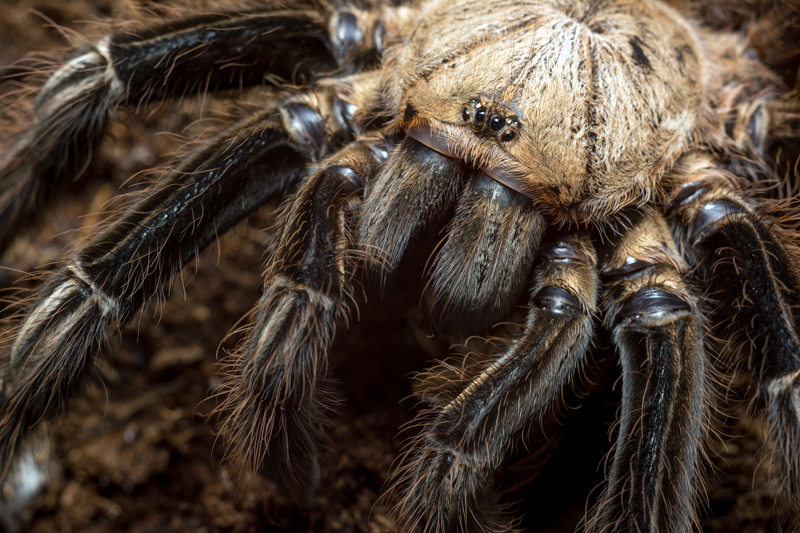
[386,0,713,222]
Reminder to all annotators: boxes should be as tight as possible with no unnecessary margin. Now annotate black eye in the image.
[501,130,516,142]
[461,107,470,122]
[489,115,505,131]
[474,107,487,122]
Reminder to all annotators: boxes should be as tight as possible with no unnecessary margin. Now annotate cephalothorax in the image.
[0,0,799,530]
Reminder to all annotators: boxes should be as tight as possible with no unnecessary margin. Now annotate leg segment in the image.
[428,171,545,333]
[726,92,800,190]
[393,231,598,533]
[588,210,710,533]
[216,137,390,502]
[358,137,469,278]
[0,2,387,254]
[0,87,349,481]
[666,154,800,519]
[702,21,799,189]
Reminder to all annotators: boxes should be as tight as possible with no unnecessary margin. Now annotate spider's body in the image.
[387,0,705,222]
[0,0,799,531]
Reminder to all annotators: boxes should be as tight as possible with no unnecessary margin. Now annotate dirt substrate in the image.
[0,1,793,531]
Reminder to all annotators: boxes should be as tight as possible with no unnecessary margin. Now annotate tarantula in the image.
[0,0,799,530]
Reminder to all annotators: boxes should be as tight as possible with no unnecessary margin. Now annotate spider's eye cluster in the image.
[461,99,519,143]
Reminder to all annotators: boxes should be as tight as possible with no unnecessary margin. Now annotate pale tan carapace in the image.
[379,0,715,224]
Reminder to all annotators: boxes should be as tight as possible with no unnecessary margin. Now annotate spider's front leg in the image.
[0,83,357,492]
[393,230,598,533]
[588,211,710,533]
[0,1,385,254]
[666,153,800,521]
[216,136,390,501]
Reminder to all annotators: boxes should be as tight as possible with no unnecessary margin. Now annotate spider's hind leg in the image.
[215,135,390,502]
[0,1,387,255]
[705,19,800,193]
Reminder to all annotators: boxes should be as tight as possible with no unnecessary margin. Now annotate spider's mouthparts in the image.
[405,123,533,200]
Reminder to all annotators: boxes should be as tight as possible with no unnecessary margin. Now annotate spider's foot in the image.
[0,262,115,480]
[396,445,511,533]
[216,282,337,504]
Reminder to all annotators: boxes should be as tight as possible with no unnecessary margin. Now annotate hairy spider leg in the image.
[666,153,800,527]
[762,97,800,179]
[0,87,351,496]
[0,1,385,255]
[703,23,800,197]
[216,136,390,502]
[587,210,710,533]
[393,231,598,533]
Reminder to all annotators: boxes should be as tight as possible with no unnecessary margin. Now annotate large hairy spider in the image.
[0,0,799,530]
